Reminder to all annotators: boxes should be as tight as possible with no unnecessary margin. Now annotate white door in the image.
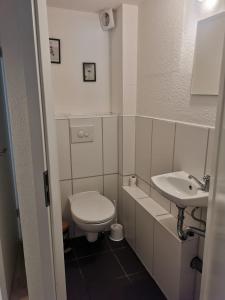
[0,57,18,299]
[32,0,67,298]
[0,0,66,298]
[200,54,225,299]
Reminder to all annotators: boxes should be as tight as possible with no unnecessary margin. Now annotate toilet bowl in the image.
[69,191,115,242]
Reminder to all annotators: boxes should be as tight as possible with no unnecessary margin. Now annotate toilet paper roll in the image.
[129,176,137,186]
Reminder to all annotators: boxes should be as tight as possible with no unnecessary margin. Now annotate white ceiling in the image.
[47,0,143,12]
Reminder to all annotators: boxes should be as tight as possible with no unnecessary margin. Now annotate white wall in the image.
[48,7,111,115]
[122,4,138,115]
[111,6,123,114]
[137,0,225,126]
[111,4,138,115]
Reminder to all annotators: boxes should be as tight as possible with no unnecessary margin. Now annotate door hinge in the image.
[43,170,50,207]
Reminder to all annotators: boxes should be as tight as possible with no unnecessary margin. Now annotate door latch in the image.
[43,170,50,207]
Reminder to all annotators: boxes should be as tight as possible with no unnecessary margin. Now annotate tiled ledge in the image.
[55,113,215,130]
[55,113,119,120]
[122,185,199,243]
[121,185,198,300]
[136,114,215,130]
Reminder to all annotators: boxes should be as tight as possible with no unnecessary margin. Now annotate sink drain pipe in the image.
[177,206,206,240]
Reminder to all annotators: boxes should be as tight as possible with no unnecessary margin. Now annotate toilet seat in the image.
[69,191,115,224]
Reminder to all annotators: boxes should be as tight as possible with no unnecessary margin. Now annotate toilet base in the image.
[86,232,98,242]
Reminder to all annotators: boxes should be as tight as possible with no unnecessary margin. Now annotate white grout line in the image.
[149,118,154,195]
[105,235,130,280]
[68,119,74,194]
[112,252,130,281]
[59,173,119,182]
[172,122,177,173]
[203,128,210,176]
[101,117,105,195]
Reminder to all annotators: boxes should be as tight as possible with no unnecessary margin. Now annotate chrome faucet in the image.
[188,174,210,192]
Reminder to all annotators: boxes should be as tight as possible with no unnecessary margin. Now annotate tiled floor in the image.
[65,233,166,300]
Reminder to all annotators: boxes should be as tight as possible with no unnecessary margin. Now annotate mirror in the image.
[191,12,225,96]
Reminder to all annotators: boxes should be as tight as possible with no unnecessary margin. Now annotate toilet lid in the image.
[69,191,115,224]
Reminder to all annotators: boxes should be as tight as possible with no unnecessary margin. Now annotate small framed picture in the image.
[49,38,61,64]
[83,63,96,82]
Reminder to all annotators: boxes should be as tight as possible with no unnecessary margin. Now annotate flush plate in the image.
[70,125,94,143]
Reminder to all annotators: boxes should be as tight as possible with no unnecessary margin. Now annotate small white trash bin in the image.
[109,223,124,242]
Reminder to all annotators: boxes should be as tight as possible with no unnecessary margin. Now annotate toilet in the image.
[69,191,115,242]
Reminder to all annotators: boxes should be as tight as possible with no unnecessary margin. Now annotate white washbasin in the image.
[151,171,208,208]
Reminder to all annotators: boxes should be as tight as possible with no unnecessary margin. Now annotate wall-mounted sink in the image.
[151,171,208,208]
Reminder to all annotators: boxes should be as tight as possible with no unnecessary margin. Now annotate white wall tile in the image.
[104,174,118,203]
[136,202,154,275]
[60,180,72,223]
[135,116,152,183]
[184,210,201,228]
[73,176,103,194]
[194,273,202,300]
[118,175,123,223]
[153,217,197,300]
[198,237,205,260]
[201,208,208,222]
[151,188,171,212]
[206,128,215,175]
[103,174,118,227]
[123,116,136,175]
[151,119,175,176]
[117,175,132,224]
[173,123,208,178]
[137,177,150,195]
[123,189,136,249]
[153,220,181,300]
[103,116,118,174]
[122,175,132,186]
[171,203,178,218]
[56,120,71,180]
[71,117,103,178]
[171,203,202,228]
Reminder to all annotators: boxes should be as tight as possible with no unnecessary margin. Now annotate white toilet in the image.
[69,191,115,242]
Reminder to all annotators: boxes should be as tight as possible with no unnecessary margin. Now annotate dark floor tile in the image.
[107,236,129,250]
[114,247,145,275]
[66,237,166,300]
[71,235,110,258]
[66,279,90,300]
[79,252,124,284]
[65,260,83,282]
[64,248,76,263]
[65,261,90,300]
[128,271,167,300]
[88,277,130,300]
